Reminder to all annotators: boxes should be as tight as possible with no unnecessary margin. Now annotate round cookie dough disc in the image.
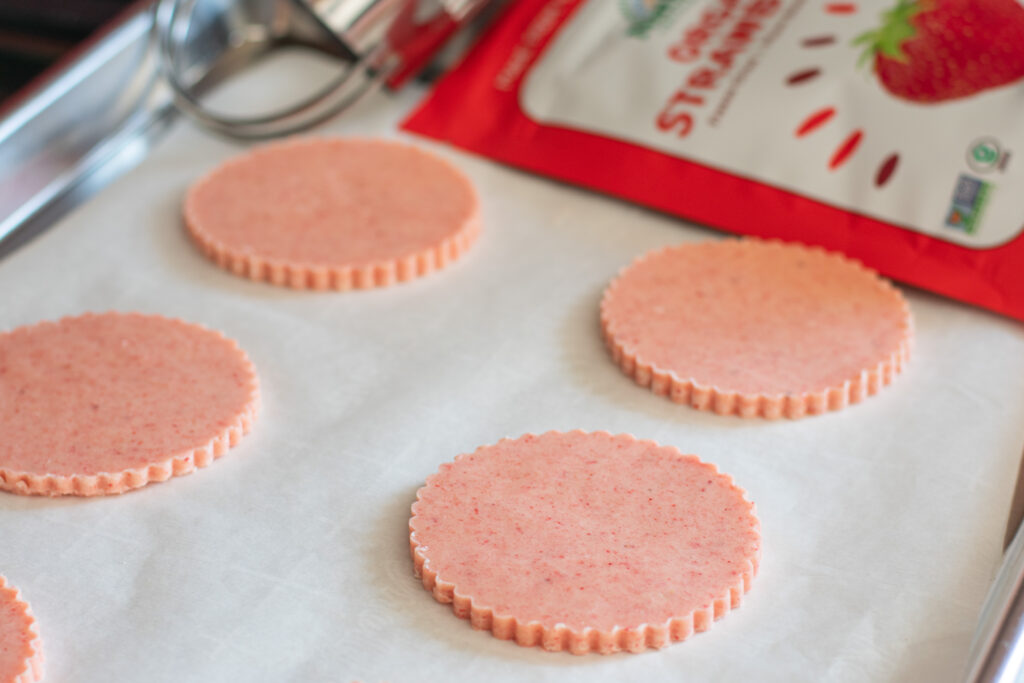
[0,312,259,496]
[0,576,42,683]
[184,138,481,289]
[410,431,761,654]
[600,239,913,418]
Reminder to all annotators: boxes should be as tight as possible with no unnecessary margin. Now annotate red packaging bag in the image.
[404,0,1024,321]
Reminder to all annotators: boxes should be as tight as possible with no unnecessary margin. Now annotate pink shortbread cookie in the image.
[184,138,480,289]
[601,239,913,418]
[0,576,42,683]
[0,312,259,496]
[409,431,761,654]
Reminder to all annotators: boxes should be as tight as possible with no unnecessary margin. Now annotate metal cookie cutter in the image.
[155,0,498,138]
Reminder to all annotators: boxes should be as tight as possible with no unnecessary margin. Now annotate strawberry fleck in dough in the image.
[0,576,42,683]
[184,138,480,289]
[601,239,912,418]
[409,431,761,654]
[0,313,259,496]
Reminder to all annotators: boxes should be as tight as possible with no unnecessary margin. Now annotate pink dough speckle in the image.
[0,312,259,496]
[601,239,912,417]
[410,431,760,654]
[184,138,480,289]
[0,577,42,683]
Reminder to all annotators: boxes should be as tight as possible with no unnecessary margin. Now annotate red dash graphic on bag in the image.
[790,25,899,182]
[855,0,1024,103]
[875,153,900,187]
[786,68,821,85]
[795,107,835,137]
[825,2,857,14]
[802,34,837,47]
[829,130,863,170]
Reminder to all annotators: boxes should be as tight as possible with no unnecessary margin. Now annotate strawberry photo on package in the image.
[406,0,1024,321]
[855,0,1024,103]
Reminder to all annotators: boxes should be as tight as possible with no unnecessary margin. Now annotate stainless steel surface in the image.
[308,0,403,56]
[155,0,394,139]
[156,0,494,139]
[1005,450,1024,551]
[0,0,274,258]
[964,451,1024,683]
[0,0,277,256]
[0,3,174,260]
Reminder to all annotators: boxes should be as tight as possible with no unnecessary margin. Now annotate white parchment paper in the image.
[2,51,1024,683]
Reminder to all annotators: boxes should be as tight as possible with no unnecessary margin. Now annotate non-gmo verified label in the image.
[945,174,993,235]
[966,137,1010,174]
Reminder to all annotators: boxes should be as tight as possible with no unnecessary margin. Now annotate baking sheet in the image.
[3,49,1024,683]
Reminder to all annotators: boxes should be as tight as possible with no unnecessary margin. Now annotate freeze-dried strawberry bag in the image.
[404,0,1024,320]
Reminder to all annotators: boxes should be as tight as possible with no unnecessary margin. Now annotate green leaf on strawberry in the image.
[853,0,922,66]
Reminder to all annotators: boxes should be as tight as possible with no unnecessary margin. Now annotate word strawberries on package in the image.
[405,0,1024,320]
